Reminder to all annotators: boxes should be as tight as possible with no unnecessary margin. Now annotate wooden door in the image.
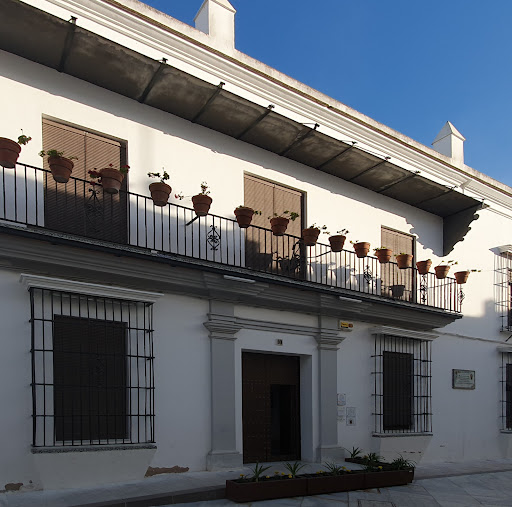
[381,227,415,301]
[43,119,128,244]
[243,175,304,277]
[242,352,301,463]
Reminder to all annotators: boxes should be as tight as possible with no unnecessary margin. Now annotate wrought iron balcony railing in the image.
[0,163,463,312]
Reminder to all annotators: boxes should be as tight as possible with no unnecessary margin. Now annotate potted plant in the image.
[39,149,77,183]
[89,163,129,194]
[148,170,171,207]
[434,260,457,279]
[329,229,349,252]
[269,211,299,236]
[0,133,31,168]
[396,252,413,269]
[374,246,392,264]
[192,181,212,216]
[416,259,432,275]
[454,268,480,284]
[350,240,370,258]
[234,205,261,228]
[302,224,327,246]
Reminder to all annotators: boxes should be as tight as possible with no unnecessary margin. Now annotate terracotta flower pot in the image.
[270,216,289,236]
[329,235,346,252]
[100,167,125,194]
[454,271,470,284]
[234,207,254,228]
[0,138,21,168]
[302,227,320,246]
[149,182,172,207]
[416,260,432,275]
[48,156,74,183]
[434,265,451,279]
[396,253,413,269]
[192,194,212,216]
[375,248,392,263]
[353,242,370,258]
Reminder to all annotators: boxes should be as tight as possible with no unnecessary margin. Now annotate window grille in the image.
[30,287,155,447]
[496,252,512,332]
[500,351,512,431]
[373,334,432,434]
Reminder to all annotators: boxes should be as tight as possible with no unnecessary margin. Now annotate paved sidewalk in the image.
[2,459,512,507]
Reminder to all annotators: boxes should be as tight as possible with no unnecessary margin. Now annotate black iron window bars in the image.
[373,334,432,435]
[30,287,154,447]
[500,350,512,431]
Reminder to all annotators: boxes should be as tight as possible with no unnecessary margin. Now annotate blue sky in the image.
[144,1,511,186]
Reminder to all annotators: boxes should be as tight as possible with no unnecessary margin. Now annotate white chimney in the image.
[194,0,236,54]
[432,121,465,167]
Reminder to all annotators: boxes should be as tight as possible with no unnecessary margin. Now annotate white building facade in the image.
[1,0,512,491]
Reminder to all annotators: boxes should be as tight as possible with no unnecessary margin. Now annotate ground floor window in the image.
[373,334,432,434]
[501,351,512,430]
[30,287,154,447]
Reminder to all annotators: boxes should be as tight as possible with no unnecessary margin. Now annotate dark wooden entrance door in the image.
[242,352,301,463]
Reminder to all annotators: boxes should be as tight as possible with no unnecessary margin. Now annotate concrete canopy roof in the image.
[0,0,482,254]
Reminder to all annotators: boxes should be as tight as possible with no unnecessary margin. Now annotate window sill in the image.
[372,432,433,438]
[500,430,512,434]
[31,443,157,454]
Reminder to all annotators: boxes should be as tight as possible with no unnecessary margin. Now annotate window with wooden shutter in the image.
[42,119,128,244]
[507,364,512,430]
[383,351,413,431]
[243,174,304,277]
[381,227,415,301]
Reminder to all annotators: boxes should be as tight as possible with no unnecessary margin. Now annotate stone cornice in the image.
[204,314,242,340]
[19,273,163,302]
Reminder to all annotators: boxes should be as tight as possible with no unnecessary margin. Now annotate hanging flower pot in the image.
[396,253,413,269]
[302,227,321,246]
[100,167,125,194]
[48,156,74,183]
[374,248,392,264]
[353,241,370,258]
[329,235,346,252]
[234,206,256,228]
[434,265,451,279]
[390,284,405,298]
[149,182,172,207]
[0,138,22,168]
[270,216,289,236]
[416,260,432,275]
[192,194,212,216]
[454,271,470,284]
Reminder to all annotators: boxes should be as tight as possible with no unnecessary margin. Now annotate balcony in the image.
[0,163,463,313]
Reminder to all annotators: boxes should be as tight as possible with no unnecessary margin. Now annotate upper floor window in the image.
[42,118,128,244]
[496,248,512,332]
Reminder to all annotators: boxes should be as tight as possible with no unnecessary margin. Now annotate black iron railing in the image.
[1,163,462,312]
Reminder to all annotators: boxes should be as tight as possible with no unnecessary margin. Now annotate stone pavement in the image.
[2,459,512,507]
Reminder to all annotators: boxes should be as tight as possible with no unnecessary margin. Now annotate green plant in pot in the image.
[0,132,31,168]
[89,163,129,194]
[329,229,349,252]
[148,170,171,207]
[374,246,392,264]
[302,224,327,246]
[416,259,432,275]
[39,149,78,183]
[234,205,261,228]
[434,259,457,279]
[192,181,212,216]
[454,268,480,284]
[350,240,370,258]
[395,252,413,269]
[269,210,299,236]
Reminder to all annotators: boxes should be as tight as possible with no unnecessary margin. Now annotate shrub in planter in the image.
[329,229,349,252]
[39,149,77,183]
[234,206,261,228]
[374,246,392,263]
[89,163,129,194]
[302,224,327,246]
[0,133,31,168]
[396,252,413,269]
[148,171,171,207]
[416,259,432,275]
[269,210,299,236]
[351,240,370,258]
[192,181,212,217]
[434,260,457,279]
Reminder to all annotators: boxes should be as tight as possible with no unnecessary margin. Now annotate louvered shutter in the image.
[53,315,127,442]
[383,351,413,431]
[381,227,415,301]
[42,120,127,244]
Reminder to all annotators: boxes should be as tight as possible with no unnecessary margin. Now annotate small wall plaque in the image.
[452,369,475,390]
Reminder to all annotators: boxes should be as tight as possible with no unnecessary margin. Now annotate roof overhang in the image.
[0,0,483,254]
